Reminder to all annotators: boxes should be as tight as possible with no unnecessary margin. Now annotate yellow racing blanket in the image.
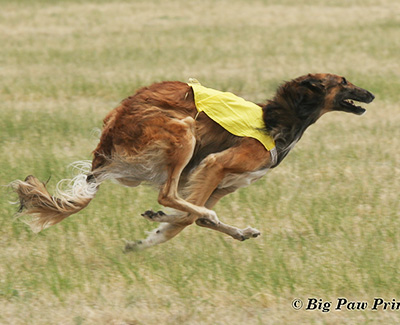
[189,80,275,151]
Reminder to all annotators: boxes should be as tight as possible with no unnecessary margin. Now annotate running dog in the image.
[11,73,375,251]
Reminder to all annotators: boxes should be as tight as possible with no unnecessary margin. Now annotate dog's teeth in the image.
[344,99,355,105]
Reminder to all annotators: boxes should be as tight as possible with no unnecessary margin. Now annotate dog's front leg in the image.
[185,138,273,240]
[191,186,261,241]
[196,218,261,241]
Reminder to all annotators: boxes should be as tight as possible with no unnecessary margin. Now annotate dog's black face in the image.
[263,73,375,168]
[331,76,375,115]
[299,73,375,116]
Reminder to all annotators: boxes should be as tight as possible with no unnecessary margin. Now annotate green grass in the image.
[1,0,399,323]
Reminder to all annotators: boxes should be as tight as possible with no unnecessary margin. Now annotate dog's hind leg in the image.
[127,116,217,250]
[124,222,187,251]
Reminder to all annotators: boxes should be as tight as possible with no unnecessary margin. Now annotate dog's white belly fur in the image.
[218,168,269,189]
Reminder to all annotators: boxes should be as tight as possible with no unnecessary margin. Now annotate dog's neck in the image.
[262,85,324,167]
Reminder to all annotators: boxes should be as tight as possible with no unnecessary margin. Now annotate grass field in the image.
[1,0,400,324]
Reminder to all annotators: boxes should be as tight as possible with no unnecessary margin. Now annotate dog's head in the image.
[295,73,375,117]
[263,73,375,142]
[264,74,375,166]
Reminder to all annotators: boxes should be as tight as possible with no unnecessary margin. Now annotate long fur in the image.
[10,161,99,233]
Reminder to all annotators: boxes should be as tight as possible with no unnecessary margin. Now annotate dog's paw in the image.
[141,209,166,222]
[240,227,261,241]
[123,239,144,253]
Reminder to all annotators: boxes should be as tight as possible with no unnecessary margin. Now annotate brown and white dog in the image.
[11,73,374,250]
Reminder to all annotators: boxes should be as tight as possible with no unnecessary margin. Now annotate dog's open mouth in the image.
[338,90,375,115]
[340,98,367,115]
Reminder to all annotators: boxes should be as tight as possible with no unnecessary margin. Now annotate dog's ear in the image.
[300,77,325,93]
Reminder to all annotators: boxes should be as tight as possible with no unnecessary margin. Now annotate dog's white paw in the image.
[123,239,144,253]
[241,227,261,241]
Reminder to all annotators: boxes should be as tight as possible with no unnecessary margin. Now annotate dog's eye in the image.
[341,78,347,85]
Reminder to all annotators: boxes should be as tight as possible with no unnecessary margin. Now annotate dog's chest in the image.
[218,168,269,189]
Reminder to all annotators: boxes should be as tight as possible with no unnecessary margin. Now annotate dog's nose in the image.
[367,91,375,103]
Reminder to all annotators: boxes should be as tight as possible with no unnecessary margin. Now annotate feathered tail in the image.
[10,160,100,233]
